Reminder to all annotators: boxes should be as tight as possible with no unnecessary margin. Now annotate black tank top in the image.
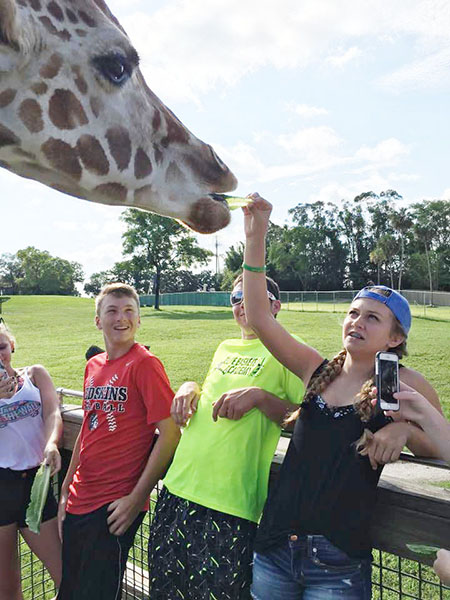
[254,384,390,559]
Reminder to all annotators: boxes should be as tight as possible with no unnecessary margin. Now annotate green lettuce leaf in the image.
[210,194,251,210]
[25,463,51,534]
[406,543,441,557]
[224,196,252,210]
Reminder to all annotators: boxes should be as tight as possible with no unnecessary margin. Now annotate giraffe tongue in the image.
[209,193,251,210]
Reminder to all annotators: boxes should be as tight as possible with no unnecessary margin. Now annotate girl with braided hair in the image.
[242,194,443,600]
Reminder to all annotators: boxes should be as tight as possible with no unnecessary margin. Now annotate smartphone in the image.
[375,351,400,411]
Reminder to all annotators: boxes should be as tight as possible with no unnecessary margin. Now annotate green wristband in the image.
[242,262,266,273]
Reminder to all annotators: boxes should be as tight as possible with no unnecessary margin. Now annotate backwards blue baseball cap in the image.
[353,285,411,334]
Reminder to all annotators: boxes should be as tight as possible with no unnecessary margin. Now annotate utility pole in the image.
[215,236,220,275]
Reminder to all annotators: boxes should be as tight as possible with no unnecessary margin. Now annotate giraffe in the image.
[0,0,237,233]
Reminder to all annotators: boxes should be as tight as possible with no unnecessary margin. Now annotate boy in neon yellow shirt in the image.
[148,275,304,599]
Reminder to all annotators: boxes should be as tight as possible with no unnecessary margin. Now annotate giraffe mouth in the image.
[181,194,232,234]
[208,193,229,205]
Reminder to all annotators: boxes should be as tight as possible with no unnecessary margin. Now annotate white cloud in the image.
[354,138,410,164]
[276,126,342,156]
[289,103,329,118]
[64,242,124,276]
[379,45,450,90]
[112,0,450,103]
[326,46,362,67]
[442,188,450,199]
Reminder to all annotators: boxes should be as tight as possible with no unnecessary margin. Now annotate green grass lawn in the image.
[3,296,449,598]
[3,295,450,417]
[284,299,450,322]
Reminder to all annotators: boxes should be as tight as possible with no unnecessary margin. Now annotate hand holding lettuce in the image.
[25,462,51,534]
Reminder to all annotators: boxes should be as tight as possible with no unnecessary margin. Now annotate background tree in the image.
[84,270,114,297]
[121,210,212,309]
[0,253,23,294]
[389,207,413,290]
[15,247,83,295]
[369,246,386,285]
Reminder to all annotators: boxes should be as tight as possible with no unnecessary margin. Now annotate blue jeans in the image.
[251,535,372,600]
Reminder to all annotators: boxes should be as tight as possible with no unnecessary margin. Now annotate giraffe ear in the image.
[0,0,20,65]
[0,0,21,71]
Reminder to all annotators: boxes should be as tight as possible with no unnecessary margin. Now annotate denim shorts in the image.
[251,534,372,600]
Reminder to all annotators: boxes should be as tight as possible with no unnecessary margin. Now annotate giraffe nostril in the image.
[207,145,227,171]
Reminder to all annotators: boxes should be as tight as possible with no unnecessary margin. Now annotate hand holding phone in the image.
[0,359,8,381]
[376,351,400,411]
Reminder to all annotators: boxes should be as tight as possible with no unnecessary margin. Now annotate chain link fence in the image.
[139,290,450,321]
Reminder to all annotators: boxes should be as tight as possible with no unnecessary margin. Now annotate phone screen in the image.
[379,358,399,407]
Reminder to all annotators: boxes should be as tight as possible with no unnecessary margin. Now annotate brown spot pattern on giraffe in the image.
[72,66,88,95]
[152,110,161,132]
[90,97,103,117]
[39,53,63,79]
[65,9,79,24]
[41,138,82,180]
[94,183,127,203]
[76,29,87,37]
[106,127,132,171]
[134,148,152,179]
[0,124,20,147]
[0,89,17,108]
[31,82,48,95]
[166,161,186,185]
[47,1,65,22]
[134,185,153,205]
[49,89,89,130]
[19,99,44,133]
[153,144,163,165]
[76,135,109,176]
[161,115,189,147]
[78,11,97,27]
[30,0,41,10]
[39,16,71,41]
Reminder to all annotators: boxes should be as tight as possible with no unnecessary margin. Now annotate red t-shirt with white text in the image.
[67,343,174,514]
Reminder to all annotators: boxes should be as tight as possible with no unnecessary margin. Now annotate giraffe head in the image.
[0,0,237,233]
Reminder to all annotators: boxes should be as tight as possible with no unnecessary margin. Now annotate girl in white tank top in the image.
[0,323,63,598]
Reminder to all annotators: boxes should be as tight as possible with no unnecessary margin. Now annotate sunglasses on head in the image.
[363,286,393,298]
[230,289,277,306]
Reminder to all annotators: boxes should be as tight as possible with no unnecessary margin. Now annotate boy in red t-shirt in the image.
[57,283,180,600]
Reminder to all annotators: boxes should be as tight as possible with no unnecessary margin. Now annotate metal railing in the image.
[19,389,450,599]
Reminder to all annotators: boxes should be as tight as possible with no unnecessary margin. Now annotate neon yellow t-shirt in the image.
[163,336,304,523]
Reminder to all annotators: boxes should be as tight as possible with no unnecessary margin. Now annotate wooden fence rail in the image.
[59,399,450,569]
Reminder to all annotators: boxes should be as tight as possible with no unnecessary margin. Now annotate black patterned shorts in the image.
[148,487,257,600]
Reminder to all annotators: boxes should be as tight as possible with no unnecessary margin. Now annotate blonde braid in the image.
[354,378,376,423]
[284,349,347,425]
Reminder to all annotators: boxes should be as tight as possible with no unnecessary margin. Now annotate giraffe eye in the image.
[93,53,132,86]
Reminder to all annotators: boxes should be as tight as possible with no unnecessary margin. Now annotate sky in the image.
[1,0,450,285]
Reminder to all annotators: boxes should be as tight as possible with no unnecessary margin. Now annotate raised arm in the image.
[243,194,323,384]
